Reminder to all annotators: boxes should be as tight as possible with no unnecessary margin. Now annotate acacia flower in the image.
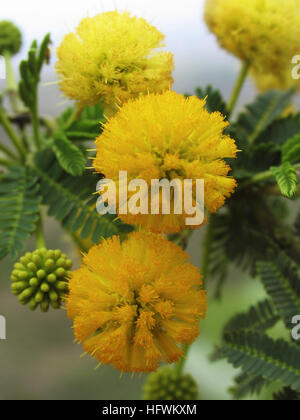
[67,232,206,373]
[204,0,300,91]
[93,91,237,233]
[56,11,174,114]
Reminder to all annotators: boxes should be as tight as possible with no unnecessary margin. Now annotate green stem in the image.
[3,51,24,114]
[227,61,250,118]
[3,51,16,91]
[200,216,213,287]
[65,104,84,130]
[0,141,18,161]
[36,213,46,249]
[174,343,190,376]
[241,163,300,189]
[263,184,300,197]
[169,229,193,250]
[0,157,15,166]
[41,116,58,135]
[0,106,26,160]
[32,88,41,150]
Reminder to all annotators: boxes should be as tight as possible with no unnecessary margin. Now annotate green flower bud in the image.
[34,291,44,303]
[45,259,55,270]
[65,259,72,269]
[27,262,37,271]
[18,271,29,280]
[55,281,68,291]
[54,250,62,259]
[40,283,50,293]
[47,274,56,283]
[11,281,27,292]
[56,258,66,267]
[29,298,38,311]
[143,367,199,401]
[19,287,35,301]
[11,248,72,311]
[50,300,60,309]
[49,289,58,302]
[32,255,41,265]
[37,269,46,280]
[40,298,49,313]
[20,256,28,265]
[46,250,55,259]
[55,267,65,277]
[14,263,24,270]
[29,277,39,287]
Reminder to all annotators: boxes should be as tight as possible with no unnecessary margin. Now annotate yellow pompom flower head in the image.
[11,248,72,312]
[56,11,174,114]
[93,91,237,234]
[204,0,300,91]
[67,232,206,373]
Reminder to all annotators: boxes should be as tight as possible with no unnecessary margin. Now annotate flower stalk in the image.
[3,50,24,114]
[227,61,250,118]
[0,106,26,160]
[36,213,46,249]
[32,88,41,150]
[241,163,300,189]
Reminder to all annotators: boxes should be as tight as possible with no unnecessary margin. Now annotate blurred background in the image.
[0,0,288,400]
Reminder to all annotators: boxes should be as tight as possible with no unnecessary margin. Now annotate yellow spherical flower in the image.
[251,68,299,93]
[67,232,206,373]
[93,91,237,233]
[204,0,300,91]
[56,11,174,113]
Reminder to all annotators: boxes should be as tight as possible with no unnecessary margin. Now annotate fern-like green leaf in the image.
[273,387,300,401]
[235,89,294,144]
[51,132,86,176]
[271,162,297,198]
[205,213,230,298]
[230,372,269,400]
[0,166,41,260]
[37,33,51,72]
[222,331,300,392]
[224,299,280,336]
[256,255,300,326]
[57,103,104,142]
[256,113,300,146]
[207,193,278,276]
[282,133,300,164]
[19,34,51,111]
[194,85,227,116]
[33,150,132,243]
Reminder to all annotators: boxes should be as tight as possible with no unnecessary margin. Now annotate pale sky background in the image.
[0,0,256,115]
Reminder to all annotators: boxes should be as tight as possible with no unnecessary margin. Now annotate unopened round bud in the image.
[143,367,199,401]
[10,248,72,312]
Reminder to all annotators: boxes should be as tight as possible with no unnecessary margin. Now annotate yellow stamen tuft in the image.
[66,232,206,373]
